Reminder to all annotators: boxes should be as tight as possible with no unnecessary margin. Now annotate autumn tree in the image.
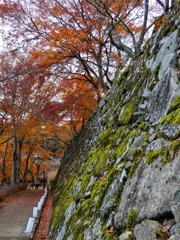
[0,0,167,83]
[86,0,172,58]
[0,51,61,185]
[0,0,129,92]
[0,48,99,185]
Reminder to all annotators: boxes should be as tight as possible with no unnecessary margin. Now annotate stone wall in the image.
[50,4,180,240]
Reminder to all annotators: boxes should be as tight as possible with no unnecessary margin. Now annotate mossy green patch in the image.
[161,149,169,163]
[140,134,149,146]
[119,99,140,125]
[114,67,129,85]
[159,108,180,125]
[129,147,142,157]
[93,145,112,176]
[65,216,91,240]
[126,209,137,230]
[133,65,151,95]
[99,128,113,146]
[98,126,128,149]
[64,202,94,239]
[138,122,145,130]
[82,146,102,176]
[162,139,180,163]
[115,129,140,159]
[110,127,127,146]
[50,173,78,232]
[85,126,139,179]
[91,168,116,208]
[170,139,180,152]
[146,149,162,164]
[148,63,161,90]
[100,224,119,240]
[168,96,180,113]
[104,233,119,240]
[128,148,143,178]
[146,139,179,164]
[51,206,61,228]
[78,174,92,198]
[128,160,138,178]
[126,235,134,240]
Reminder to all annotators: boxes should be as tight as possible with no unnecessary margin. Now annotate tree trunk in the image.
[22,146,34,185]
[12,136,18,186]
[12,135,25,186]
[1,141,8,180]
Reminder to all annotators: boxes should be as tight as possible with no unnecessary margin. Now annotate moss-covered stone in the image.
[168,95,180,113]
[127,235,134,240]
[98,128,113,147]
[146,149,162,164]
[129,147,142,157]
[104,233,119,240]
[65,216,91,240]
[125,209,137,230]
[78,174,92,198]
[128,148,143,178]
[114,67,129,85]
[162,140,180,163]
[50,206,61,229]
[91,168,116,208]
[138,122,145,130]
[49,7,180,239]
[133,65,151,96]
[119,99,140,125]
[170,139,180,152]
[115,129,140,160]
[161,149,169,163]
[148,63,161,90]
[159,108,180,125]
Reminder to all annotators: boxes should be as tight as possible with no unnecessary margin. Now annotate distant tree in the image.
[0,49,99,184]
[0,51,60,185]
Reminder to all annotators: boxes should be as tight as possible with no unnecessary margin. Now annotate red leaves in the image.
[33,191,53,240]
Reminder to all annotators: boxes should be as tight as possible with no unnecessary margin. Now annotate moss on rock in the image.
[146,149,162,164]
[125,209,137,230]
[50,206,61,229]
[49,8,180,239]
[119,99,140,125]
[159,108,180,125]
[168,96,180,113]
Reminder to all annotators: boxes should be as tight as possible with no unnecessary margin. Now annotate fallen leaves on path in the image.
[33,191,53,240]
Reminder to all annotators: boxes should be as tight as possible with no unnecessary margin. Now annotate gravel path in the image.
[0,188,43,240]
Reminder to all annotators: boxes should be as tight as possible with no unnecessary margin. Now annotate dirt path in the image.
[0,188,43,240]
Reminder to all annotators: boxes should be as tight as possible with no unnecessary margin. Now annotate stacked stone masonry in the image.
[50,3,180,240]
